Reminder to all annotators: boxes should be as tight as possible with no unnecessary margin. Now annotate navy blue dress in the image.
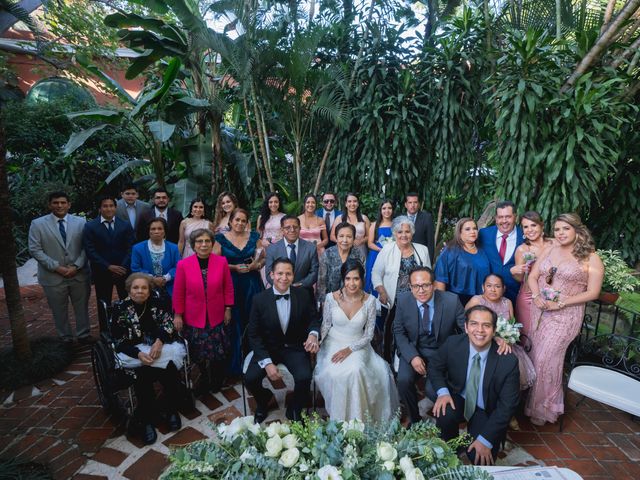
[434,246,491,305]
[215,231,264,375]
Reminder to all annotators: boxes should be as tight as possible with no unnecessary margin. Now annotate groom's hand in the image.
[303,334,319,353]
[265,364,282,382]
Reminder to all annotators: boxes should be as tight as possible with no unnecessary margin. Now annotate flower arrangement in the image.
[597,249,640,294]
[162,415,493,479]
[540,286,561,302]
[495,316,522,345]
[522,252,536,284]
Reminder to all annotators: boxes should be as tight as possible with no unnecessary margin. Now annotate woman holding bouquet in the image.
[524,213,603,426]
[510,211,554,337]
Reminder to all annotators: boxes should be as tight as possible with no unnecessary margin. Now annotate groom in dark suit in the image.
[246,258,321,423]
[431,305,520,465]
[393,266,466,425]
[477,200,523,304]
[264,215,319,292]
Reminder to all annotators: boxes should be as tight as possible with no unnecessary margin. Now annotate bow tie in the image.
[275,294,290,301]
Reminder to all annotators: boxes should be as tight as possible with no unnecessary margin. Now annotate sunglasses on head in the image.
[546,266,557,285]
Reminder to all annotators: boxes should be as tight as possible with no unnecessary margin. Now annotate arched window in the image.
[26,77,95,106]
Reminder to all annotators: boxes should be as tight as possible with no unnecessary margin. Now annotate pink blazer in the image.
[173,254,234,328]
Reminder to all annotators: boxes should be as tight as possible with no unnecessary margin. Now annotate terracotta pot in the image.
[598,291,620,305]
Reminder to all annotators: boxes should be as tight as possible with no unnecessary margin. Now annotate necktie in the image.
[288,243,296,265]
[422,302,431,334]
[58,219,67,245]
[324,212,331,232]
[499,233,508,262]
[104,221,113,232]
[465,353,481,421]
[275,294,290,301]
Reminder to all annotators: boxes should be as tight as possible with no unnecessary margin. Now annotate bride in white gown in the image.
[314,259,399,422]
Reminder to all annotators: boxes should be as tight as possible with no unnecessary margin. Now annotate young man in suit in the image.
[264,215,318,292]
[393,266,466,425]
[83,195,136,328]
[115,184,150,231]
[28,191,91,343]
[477,200,523,304]
[245,258,321,423]
[136,188,183,244]
[404,192,435,262]
[431,305,520,465]
[316,192,342,248]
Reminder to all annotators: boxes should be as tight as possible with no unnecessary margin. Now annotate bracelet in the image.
[531,293,539,299]
[558,301,566,309]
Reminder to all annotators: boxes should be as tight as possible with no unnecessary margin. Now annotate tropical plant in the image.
[597,249,640,293]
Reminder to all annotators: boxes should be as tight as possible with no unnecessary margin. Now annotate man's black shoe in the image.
[254,405,268,424]
[143,424,157,445]
[168,413,181,431]
[286,407,302,422]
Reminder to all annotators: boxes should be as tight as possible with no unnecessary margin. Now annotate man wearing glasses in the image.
[393,266,466,426]
[316,192,342,248]
[264,215,319,294]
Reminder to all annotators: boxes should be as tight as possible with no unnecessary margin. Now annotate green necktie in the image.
[465,353,481,421]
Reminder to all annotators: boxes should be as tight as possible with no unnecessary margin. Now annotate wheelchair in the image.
[91,299,195,427]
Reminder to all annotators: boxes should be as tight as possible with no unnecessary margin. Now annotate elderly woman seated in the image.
[111,273,186,445]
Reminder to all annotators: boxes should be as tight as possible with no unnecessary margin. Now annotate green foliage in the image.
[0,337,74,390]
[0,458,52,480]
[597,249,640,293]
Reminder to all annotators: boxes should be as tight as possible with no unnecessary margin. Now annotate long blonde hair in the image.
[554,213,595,262]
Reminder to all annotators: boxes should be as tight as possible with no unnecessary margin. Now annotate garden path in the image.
[0,285,638,479]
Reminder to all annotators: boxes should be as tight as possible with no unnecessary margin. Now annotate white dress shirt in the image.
[154,207,167,219]
[495,228,517,264]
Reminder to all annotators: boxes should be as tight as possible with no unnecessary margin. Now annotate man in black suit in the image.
[83,195,135,328]
[136,188,183,243]
[431,305,520,465]
[245,258,321,423]
[405,192,435,262]
[393,266,466,425]
[264,215,318,292]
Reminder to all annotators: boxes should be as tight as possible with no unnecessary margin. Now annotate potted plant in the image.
[597,249,640,304]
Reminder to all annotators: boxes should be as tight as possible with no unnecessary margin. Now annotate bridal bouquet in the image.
[496,316,522,345]
[163,415,492,479]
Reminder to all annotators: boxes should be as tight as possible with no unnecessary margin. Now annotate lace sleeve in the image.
[348,296,376,352]
[320,294,332,343]
[317,254,328,299]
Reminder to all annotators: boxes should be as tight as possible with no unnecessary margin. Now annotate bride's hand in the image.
[331,347,352,363]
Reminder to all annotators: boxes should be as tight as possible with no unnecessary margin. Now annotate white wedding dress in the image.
[314,294,399,422]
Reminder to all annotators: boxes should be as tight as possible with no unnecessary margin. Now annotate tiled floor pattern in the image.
[1,285,639,479]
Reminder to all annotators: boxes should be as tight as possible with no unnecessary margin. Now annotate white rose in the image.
[317,465,342,480]
[299,462,309,472]
[279,447,300,468]
[282,433,299,449]
[409,468,425,480]
[265,422,283,437]
[383,460,395,471]
[376,442,398,462]
[264,435,283,457]
[280,423,291,435]
[341,419,365,433]
[399,455,414,473]
[247,422,261,435]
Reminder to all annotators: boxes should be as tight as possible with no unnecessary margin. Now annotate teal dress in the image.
[365,226,393,294]
[215,231,264,375]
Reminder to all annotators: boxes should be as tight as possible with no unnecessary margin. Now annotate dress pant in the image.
[42,278,91,340]
[134,362,182,423]
[245,347,312,413]
[94,270,127,329]
[396,353,437,424]
[436,393,502,462]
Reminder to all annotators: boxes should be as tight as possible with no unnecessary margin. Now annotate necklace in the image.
[135,301,148,319]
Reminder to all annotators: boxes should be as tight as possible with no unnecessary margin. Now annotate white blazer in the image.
[371,241,431,308]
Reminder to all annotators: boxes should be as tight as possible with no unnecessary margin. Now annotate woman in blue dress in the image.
[434,217,491,306]
[213,208,264,376]
[364,199,394,294]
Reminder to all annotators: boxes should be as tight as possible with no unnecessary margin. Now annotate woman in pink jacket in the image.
[173,228,234,393]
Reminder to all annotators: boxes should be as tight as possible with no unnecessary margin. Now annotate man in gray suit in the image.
[28,191,91,343]
[264,215,318,292]
[393,266,466,425]
[115,184,150,231]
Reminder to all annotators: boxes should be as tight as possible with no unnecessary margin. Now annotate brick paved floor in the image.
[1,285,638,479]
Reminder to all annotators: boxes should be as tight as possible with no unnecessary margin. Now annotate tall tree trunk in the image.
[313,130,335,195]
[562,0,640,92]
[250,82,274,191]
[243,96,264,193]
[601,0,618,35]
[210,112,223,195]
[0,116,31,361]
[555,0,562,40]
[611,34,640,69]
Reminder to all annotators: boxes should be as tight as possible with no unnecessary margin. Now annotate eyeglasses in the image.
[410,283,433,291]
[195,239,213,244]
[282,226,300,231]
[546,266,557,285]
[323,199,335,204]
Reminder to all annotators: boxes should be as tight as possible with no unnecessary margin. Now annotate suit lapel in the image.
[48,215,67,248]
[482,342,499,406]
[432,291,445,340]
[265,289,281,333]
[285,289,296,334]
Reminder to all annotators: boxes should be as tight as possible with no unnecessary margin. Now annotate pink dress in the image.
[300,223,325,256]
[515,247,536,338]
[182,219,211,258]
[478,296,536,390]
[524,253,588,423]
[353,221,367,261]
[260,213,285,285]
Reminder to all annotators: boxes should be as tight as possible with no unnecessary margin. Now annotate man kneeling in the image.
[245,258,320,423]
[431,305,519,465]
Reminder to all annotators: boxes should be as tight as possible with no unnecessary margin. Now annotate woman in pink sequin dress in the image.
[510,211,554,338]
[298,194,328,256]
[524,213,603,426]
[257,192,285,285]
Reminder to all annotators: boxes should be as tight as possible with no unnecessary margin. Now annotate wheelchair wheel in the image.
[91,341,119,412]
